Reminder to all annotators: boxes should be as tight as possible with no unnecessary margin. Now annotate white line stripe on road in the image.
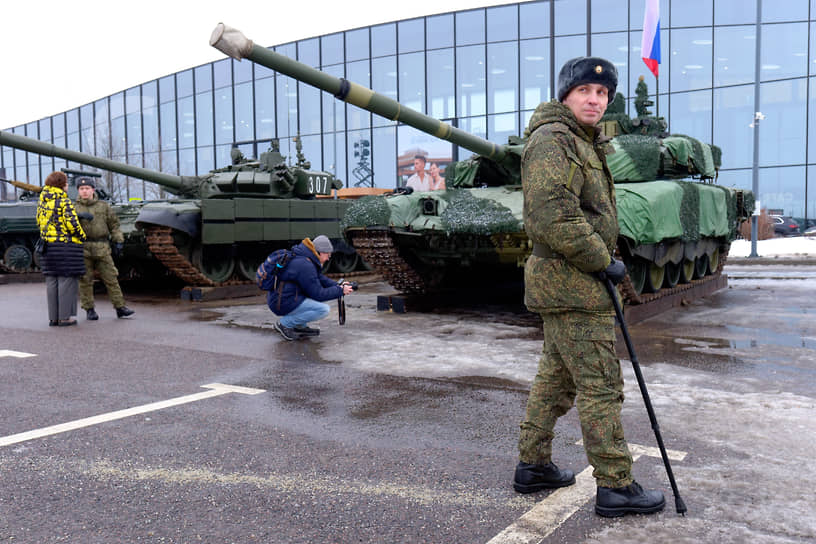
[0,383,265,448]
[487,441,688,544]
[0,350,36,358]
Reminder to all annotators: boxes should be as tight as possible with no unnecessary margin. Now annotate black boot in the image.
[293,325,320,336]
[595,481,665,517]
[86,308,99,321]
[513,462,575,493]
[116,306,134,318]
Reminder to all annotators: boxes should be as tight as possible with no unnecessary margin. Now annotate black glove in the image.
[77,212,94,221]
[112,242,124,258]
[595,258,627,285]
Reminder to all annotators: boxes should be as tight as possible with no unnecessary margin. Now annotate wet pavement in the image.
[0,263,814,543]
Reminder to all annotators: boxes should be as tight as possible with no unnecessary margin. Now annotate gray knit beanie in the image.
[312,235,334,253]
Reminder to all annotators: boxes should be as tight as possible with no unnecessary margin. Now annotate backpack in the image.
[256,248,294,291]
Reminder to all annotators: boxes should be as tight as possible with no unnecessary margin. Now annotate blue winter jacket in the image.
[266,239,344,315]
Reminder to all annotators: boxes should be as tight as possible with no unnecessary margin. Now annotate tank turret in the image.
[0,130,365,283]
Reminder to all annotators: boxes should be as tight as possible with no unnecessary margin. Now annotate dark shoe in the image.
[595,481,665,517]
[274,321,301,341]
[115,306,134,318]
[293,325,320,336]
[49,320,58,327]
[86,308,99,321]
[58,319,77,327]
[513,462,576,493]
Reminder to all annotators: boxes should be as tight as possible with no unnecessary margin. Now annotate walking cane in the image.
[602,276,687,515]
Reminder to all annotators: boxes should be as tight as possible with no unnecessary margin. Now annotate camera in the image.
[338,279,359,291]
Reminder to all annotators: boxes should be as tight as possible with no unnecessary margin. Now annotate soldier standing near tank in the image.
[74,177,134,320]
[513,57,665,517]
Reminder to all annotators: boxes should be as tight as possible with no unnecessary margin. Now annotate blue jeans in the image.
[280,298,330,328]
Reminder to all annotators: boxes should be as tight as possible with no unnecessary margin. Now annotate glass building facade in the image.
[1,0,814,224]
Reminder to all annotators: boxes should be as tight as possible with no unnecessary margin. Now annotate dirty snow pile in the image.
[729,235,816,258]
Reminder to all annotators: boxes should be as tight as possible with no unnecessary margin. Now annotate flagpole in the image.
[655,74,659,119]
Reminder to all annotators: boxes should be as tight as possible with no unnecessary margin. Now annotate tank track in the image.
[144,225,219,287]
[350,228,730,307]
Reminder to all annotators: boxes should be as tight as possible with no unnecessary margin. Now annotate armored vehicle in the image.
[210,23,754,306]
[0,130,364,284]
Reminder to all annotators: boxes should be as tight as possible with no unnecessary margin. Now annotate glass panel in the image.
[322,65,345,138]
[160,102,177,151]
[759,79,807,166]
[554,35,587,76]
[487,5,517,43]
[234,57,252,84]
[195,91,214,146]
[348,129,373,187]
[714,85,754,170]
[715,0,757,25]
[455,116,487,161]
[807,167,815,227]
[763,0,808,22]
[161,149,178,176]
[255,77,276,140]
[714,26,757,87]
[521,39,551,109]
[672,0,712,27]
[716,169,752,191]
[346,61,371,130]
[159,75,175,104]
[177,96,195,149]
[299,79,321,134]
[346,28,369,62]
[631,27,669,95]
[298,134,322,172]
[592,0,627,33]
[110,117,125,159]
[321,34,344,66]
[298,38,319,66]
[38,119,51,142]
[488,42,518,114]
[761,23,808,81]
[812,23,816,76]
[457,45,486,117]
[668,90,711,146]
[372,56,397,127]
[127,111,142,155]
[554,0,586,36]
[489,113,518,143]
[630,0,670,30]
[399,19,425,53]
[53,113,65,139]
[810,77,816,162]
[427,48,455,119]
[322,135,346,184]
[669,28,713,92]
[215,86,233,145]
[277,74,296,140]
[759,166,805,217]
[125,87,140,115]
[197,146,214,174]
[591,32,629,102]
[520,1,550,39]
[399,52,425,113]
[213,58,231,89]
[110,93,124,120]
[177,70,193,99]
[372,23,396,57]
[427,14,453,50]
[143,105,158,153]
[194,65,212,93]
[234,82,254,143]
[456,9,485,46]
[179,148,195,175]
[215,144,231,170]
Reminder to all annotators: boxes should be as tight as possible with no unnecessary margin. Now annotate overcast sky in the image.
[0,0,517,130]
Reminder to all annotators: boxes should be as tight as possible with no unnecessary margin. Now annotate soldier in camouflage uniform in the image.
[75,178,134,320]
[513,57,665,517]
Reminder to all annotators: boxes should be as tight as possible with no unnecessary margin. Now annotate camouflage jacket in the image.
[36,186,85,244]
[521,101,618,315]
[76,194,123,257]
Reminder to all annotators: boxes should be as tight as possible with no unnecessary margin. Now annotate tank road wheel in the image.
[3,244,33,272]
[679,259,696,284]
[237,255,264,282]
[642,262,665,294]
[693,254,709,279]
[191,246,235,284]
[707,248,720,275]
[663,260,682,288]
[627,259,647,295]
[330,252,359,274]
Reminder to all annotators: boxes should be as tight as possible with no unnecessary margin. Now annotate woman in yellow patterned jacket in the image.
[36,171,86,326]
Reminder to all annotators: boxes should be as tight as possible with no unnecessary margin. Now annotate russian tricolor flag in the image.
[641,0,661,77]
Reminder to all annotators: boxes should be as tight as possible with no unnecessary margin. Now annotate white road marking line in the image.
[0,383,265,448]
[0,350,36,358]
[487,441,688,544]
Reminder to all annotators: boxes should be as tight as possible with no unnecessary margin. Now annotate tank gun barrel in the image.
[0,130,185,192]
[1,176,42,193]
[210,23,507,163]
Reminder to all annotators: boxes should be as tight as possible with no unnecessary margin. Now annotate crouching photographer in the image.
[267,235,355,341]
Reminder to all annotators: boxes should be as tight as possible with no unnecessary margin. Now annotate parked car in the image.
[804,225,816,235]
[771,215,800,236]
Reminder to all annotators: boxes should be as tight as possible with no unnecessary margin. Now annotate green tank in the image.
[210,24,755,304]
[0,130,362,284]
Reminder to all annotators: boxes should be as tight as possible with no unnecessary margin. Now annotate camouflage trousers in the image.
[518,311,633,488]
[79,252,125,310]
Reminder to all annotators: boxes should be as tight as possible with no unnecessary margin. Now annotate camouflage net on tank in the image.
[676,181,700,242]
[616,134,662,180]
[340,195,392,230]
[439,190,520,235]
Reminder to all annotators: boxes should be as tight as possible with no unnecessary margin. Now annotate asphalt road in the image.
[0,264,814,543]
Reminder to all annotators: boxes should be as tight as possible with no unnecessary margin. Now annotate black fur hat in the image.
[76,177,96,189]
[557,57,618,102]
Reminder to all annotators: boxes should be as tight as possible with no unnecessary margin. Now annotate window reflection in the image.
[457,45,486,117]
[670,28,713,92]
[714,27,756,86]
[714,85,754,170]
[759,79,807,167]
[761,23,808,81]
[488,42,518,114]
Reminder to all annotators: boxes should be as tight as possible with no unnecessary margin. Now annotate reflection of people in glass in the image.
[429,162,446,191]
[405,155,431,191]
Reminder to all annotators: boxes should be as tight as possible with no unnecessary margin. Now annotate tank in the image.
[211,24,755,305]
[0,130,365,284]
